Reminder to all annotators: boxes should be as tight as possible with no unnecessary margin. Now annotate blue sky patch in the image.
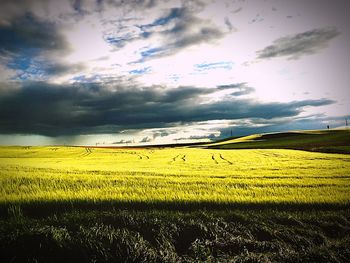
[104,35,132,47]
[140,47,165,58]
[151,8,182,27]
[194,61,234,71]
[140,8,182,30]
[129,67,151,75]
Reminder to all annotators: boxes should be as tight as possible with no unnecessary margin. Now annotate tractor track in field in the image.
[171,154,180,162]
[211,154,218,164]
[211,153,232,165]
[79,148,93,157]
[219,153,233,165]
[170,154,186,163]
[137,154,150,160]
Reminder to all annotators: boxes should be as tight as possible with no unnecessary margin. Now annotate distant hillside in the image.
[205,129,350,154]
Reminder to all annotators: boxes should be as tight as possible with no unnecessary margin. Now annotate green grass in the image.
[206,129,350,153]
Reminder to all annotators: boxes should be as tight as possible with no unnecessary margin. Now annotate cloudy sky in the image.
[0,0,349,146]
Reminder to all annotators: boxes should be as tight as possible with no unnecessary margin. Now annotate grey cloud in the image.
[200,99,333,121]
[256,27,340,60]
[0,12,72,80]
[152,130,171,139]
[139,7,225,60]
[231,87,255,96]
[178,134,218,141]
[12,59,85,80]
[0,0,50,24]
[0,81,335,136]
[0,13,69,55]
[112,140,124,144]
[139,136,152,143]
[0,0,153,23]
[103,0,158,10]
[217,83,255,96]
[163,7,224,45]
[217,83,245,90]
[171,26,223,49]
[112,139,133,145]
[219,114,350,138]
[232,7,242,14]
[43,62,85,76]
[224,17,235,32]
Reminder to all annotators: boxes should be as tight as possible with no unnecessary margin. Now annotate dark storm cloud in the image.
[6,58,85,80]
[43,62,85,76]
[0,0,48,23]
[0,82,334,136]
[219,114,350,138]
[0,12,72,79]
[256,27,340,60]
[0,13,68,55]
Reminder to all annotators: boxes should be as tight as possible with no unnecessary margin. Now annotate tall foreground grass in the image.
[0,146,349,206]
[2,208,350,262]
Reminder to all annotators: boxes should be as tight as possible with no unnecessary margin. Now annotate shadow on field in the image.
[1,203,350,262]
[1,200,348,218]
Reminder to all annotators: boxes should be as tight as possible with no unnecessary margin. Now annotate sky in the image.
[0,0,349,146]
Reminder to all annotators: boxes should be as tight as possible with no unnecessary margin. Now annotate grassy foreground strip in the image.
[1,208,349,262]
[0,146,350,205]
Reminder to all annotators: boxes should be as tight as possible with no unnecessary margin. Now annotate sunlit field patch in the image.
[1,146,349,206]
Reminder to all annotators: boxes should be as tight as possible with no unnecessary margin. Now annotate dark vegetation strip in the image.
[1,207,349,263]
[1,201,350,218]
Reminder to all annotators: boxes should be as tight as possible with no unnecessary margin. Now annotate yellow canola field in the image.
[0,146,349,205]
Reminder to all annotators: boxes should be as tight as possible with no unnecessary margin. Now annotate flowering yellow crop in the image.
[0,146,349,205]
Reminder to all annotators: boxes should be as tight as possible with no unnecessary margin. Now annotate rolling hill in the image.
[204,129,350,154]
